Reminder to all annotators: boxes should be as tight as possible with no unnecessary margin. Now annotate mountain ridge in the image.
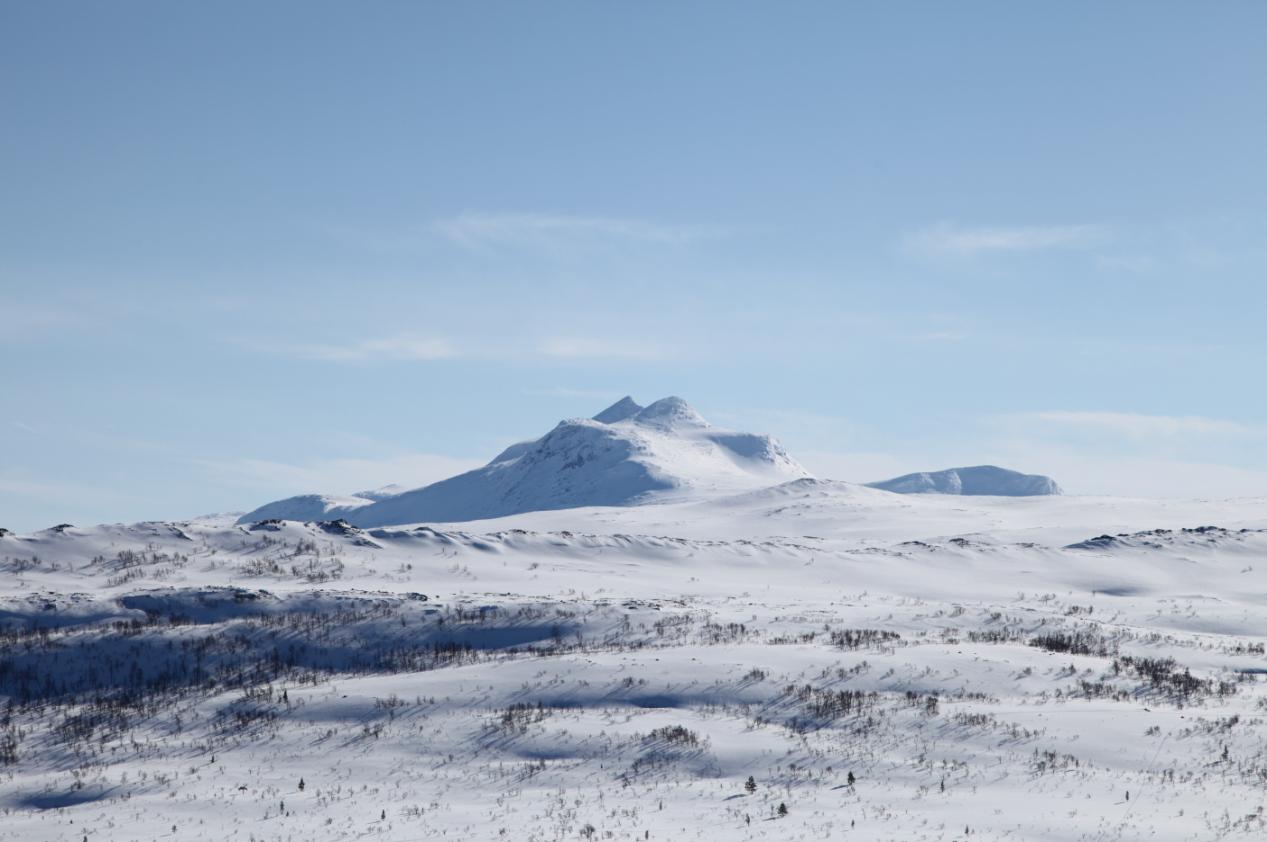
[237,400,1065,527]
[238,396,811,526]
[866,464,1061,496]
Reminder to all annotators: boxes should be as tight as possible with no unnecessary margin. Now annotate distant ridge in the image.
[867,465,1061,497]
[238,396,810,526]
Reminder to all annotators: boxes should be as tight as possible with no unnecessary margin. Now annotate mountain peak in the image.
[632,396,708,429]
[592,396,643,424]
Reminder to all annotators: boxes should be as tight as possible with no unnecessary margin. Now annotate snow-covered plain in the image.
[4,482,1267,841]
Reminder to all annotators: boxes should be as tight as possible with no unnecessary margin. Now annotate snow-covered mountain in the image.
[867,464,1061,496]
[238,396,810,527]
[226,485,407,524]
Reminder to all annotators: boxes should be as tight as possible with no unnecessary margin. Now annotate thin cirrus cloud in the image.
[433,211,724,250]
[271,335,458,362]
[0,469,146,507]
[904,223,1109,256]
[242,334,674,364]
[1011,410,1266,438]
[194,452,483,495]
[5,301,94,341]
[520,387,627,401]
[538,337,670,361]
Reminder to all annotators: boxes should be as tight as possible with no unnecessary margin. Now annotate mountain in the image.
[238,396,810,526]
[867,465,1061,496]
[231,493,376,524]
[227,483,407,524]
[590,395,643,423]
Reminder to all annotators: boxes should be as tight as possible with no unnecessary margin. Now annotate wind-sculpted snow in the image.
[5,494,1267,840]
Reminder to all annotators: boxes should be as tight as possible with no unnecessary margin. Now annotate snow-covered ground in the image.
[3,485,1267,841]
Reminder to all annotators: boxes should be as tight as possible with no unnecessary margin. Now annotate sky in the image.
[3,1,1267,531]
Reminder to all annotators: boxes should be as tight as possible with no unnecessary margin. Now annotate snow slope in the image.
[12,393,1267,842]
[868,464,1062,496]
[239,396,811,527]
[227,492,378,523]
[4,491,1267,840]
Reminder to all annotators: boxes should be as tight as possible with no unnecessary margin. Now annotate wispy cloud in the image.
[256,335,458,362]
[520,387,627,401]
[241,332,674,364]
[711,408,859,440]
[911,330,970,343]
[0,471,138,508]
[3,302,92,342]
[979,443,1267,499]
[1094,254,1158,274]
[538,337,668,361]
[194,452,482,496]
[903,223,1108,256]
[796,449,926,484]
[788,407,1267,498]
[434,212,723,250]
[1014,410,1266,438]
[978,410,1267,496]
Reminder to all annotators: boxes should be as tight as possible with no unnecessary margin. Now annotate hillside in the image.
[3,493,1267,840]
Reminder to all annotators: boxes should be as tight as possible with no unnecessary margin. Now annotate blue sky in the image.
[3,1,1267,530]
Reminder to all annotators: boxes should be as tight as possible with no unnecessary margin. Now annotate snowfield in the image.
[3,483,1267,841]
